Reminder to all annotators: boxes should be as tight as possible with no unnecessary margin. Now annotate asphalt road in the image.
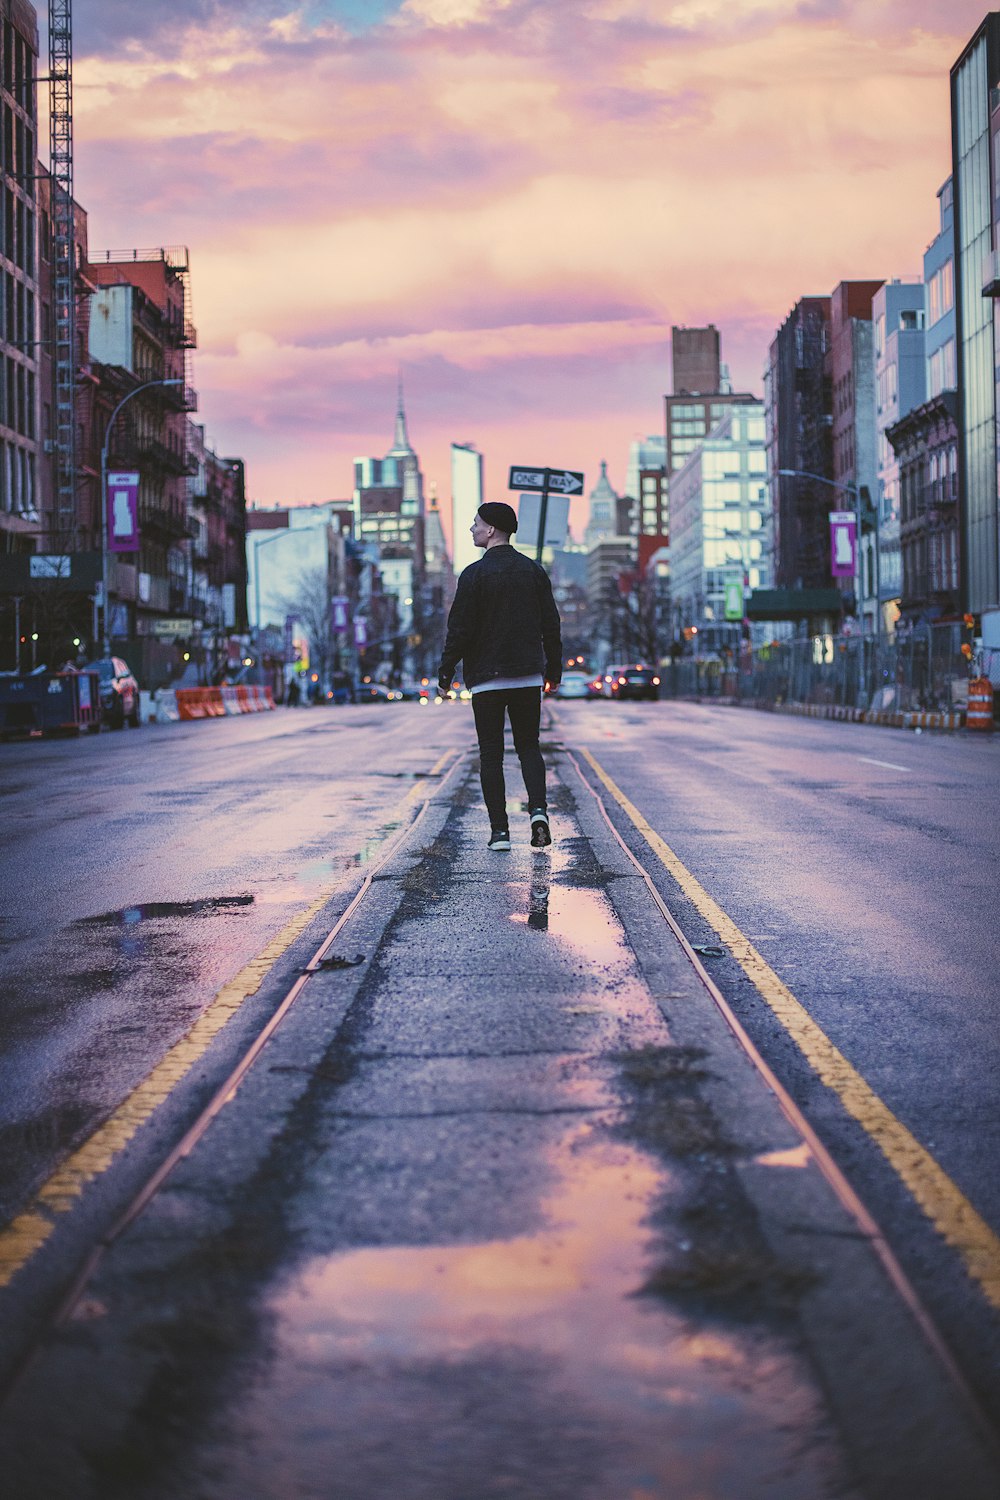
[0,700,998,1495]
[558,698,1000,1420]
[0,706,462,1221]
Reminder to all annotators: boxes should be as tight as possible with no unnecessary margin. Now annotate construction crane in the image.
[48,0,75,532]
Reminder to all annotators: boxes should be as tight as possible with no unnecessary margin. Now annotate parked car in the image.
[611,665,661,701]
[357,680,403,704]
[555,671,594,700]
[84,656,140,728]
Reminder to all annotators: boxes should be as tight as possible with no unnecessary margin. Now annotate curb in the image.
[763,701,967,731]
[683,696,974,732]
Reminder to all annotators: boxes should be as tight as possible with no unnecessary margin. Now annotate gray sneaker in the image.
[488,828,511,851]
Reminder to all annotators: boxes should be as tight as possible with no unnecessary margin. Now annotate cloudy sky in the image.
[60,0,983,540]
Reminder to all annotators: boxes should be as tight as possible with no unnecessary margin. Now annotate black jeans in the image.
[471,686,546,829]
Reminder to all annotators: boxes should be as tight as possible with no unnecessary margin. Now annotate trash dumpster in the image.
[0,671,102,738]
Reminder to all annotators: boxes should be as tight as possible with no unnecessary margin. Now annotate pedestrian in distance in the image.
[286,676,301,707]
[438,500,562,852]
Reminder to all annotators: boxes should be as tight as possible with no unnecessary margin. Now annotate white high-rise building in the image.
[451,443,484,575]
[584,461,618,548]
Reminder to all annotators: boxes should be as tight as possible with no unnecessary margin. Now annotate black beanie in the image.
[478,501,518,535]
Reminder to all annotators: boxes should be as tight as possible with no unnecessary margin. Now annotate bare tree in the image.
[278,564,336,686]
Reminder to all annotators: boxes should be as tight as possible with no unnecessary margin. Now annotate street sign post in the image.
[508,466,584,562]
[516,492,570,550]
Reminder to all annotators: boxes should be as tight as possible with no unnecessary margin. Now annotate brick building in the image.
[886,392,961,624]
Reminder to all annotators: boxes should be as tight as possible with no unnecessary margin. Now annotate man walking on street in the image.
[438,501,562,851]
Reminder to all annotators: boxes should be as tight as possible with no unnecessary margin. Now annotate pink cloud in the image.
[68,0,973,532]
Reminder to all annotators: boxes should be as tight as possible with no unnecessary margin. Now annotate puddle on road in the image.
[213,1123,847,1500]
[75,895,254,926]
[509,881,626,959]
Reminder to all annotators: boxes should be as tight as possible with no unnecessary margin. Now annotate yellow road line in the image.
[579,745,1000,1311]
[0,753,458,1290]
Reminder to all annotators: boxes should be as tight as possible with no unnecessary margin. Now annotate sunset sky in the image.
[58,1,985,542]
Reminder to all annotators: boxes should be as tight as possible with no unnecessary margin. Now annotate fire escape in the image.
[48,0,75,535]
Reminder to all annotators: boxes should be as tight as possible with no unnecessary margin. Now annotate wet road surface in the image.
[560,699,1000,1431]
[0,703,998,1496]
[0,708,459,1222]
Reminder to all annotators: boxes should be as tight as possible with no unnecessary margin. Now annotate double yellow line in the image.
[580,746,1000,1312]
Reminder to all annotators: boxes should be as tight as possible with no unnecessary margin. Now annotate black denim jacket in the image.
[438,545,562,690]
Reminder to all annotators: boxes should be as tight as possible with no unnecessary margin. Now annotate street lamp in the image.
[100,378,184,655]
[776,468,865,703]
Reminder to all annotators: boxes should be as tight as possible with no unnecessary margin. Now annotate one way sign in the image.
[508,466,584,496]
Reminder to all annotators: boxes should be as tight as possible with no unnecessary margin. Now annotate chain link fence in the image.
[661,622,974,713]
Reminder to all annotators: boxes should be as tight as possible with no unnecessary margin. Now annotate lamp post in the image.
[100,378,184,656]
[776,468,865,704]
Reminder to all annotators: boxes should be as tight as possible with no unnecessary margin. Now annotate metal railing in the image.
[662,622,974,712]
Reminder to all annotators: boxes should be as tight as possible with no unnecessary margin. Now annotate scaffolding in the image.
[48,0,76,530]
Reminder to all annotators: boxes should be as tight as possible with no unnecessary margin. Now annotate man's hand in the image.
[437,676,452,698]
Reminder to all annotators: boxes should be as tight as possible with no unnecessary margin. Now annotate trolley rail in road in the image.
[0,723,997,1474]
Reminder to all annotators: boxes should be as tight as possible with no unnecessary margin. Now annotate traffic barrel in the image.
[967,676,994,732]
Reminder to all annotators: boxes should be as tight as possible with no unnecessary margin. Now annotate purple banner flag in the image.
[829,510,856,579]
[330,596,349,633]
[107,471,140,553]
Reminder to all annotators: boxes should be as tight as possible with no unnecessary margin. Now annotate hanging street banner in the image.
[508,466,584,496]
[354,617,367,648]
[107,471,140,553]
[829,510,857,579]
[330,596,349,633]
[723,580,744,620]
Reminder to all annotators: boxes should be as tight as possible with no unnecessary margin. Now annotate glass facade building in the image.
[669,404,771,653]
[951,19,1000,619]
[924,178,956,402]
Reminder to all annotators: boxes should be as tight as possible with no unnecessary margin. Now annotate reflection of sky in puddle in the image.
[255,820,402,905]
[280,1133,662,1364]
[512,882,639,991]
[246,1126,845,1499]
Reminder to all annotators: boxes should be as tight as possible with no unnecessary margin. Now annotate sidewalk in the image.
[1,747,997,1499]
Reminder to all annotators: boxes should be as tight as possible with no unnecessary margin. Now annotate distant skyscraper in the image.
[671,325,721,396]
[664,328,752,475]
[584,461,619,548]
[352,385,427,640]
[451,443,483,575]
